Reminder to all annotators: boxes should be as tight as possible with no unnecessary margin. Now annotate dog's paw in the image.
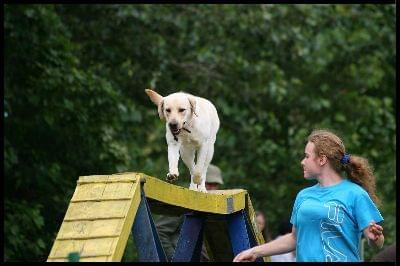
[166,173,179,182]
[197,185,208,193]
[189,183,198,191]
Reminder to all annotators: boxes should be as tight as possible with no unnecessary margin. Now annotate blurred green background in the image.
[4,4,396,262]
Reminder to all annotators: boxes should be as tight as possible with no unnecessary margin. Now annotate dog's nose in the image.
[169,122,178,130]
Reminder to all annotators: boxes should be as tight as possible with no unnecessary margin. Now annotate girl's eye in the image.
[166,109,171,113]
[179,108,186,112]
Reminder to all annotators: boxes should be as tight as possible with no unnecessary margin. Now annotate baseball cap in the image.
[206,164,223,185]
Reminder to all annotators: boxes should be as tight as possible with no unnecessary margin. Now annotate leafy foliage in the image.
[4,4,395,261]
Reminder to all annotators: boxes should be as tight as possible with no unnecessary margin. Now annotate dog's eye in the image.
[179,108,186,113]
[166,109,171,113]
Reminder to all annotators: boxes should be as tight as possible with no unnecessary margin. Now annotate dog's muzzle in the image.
[169,121,191,141]
[169,122,180,135]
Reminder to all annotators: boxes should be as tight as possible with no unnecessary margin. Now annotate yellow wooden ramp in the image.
[47,172,266,262]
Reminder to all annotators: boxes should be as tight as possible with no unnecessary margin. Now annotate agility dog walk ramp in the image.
[47,172,268,262]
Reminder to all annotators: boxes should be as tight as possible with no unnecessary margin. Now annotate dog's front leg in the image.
[167,141,181,182]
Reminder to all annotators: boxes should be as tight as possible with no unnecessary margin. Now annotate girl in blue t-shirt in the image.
[233,129,384,262]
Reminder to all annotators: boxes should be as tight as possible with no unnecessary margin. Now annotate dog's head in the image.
[145,89,196,135]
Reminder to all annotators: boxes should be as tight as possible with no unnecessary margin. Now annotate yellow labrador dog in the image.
[145,89,220,193]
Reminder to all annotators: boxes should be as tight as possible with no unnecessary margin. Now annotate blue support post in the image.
[131,184,167,262]
[227,210,263,262]
[172,212,206,262]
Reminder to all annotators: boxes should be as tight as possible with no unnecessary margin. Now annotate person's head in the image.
[255,211,266,231]
[255,210,271,242]
[205,164,223,190]
[303,129,380,205]
[301,141,324,180]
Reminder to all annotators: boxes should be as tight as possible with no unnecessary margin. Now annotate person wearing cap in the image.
[203,164,224,190]
[154,164,224,261]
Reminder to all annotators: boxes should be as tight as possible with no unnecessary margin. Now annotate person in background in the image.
[234,129,384,262]
[270,220,296,262]
[255,210,271,243]
[155,164,224,262]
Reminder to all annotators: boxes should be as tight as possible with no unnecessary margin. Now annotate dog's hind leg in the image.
[180,145,197,191]
[197,172,208,193]
[179,145,197,190]
[195,138,216,193]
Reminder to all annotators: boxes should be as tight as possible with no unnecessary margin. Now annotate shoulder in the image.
[341,180,375,209]
[342,179,369,196]
[297,184,317,197]
[293,184,317,205]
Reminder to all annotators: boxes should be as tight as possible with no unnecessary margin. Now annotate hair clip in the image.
[340,154,350,165]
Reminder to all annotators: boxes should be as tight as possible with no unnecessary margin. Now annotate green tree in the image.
[4,4,395,261]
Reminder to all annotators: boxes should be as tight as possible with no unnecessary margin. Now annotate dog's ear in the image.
[188,96,197,117]
[158,99,165,120]
[145,89,163,106]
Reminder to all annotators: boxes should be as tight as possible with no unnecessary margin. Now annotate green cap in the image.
[206,164,223,185]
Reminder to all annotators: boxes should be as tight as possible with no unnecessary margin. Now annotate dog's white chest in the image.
[180,131,201,148]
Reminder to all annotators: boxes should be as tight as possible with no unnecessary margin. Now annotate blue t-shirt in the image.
[290,179,383,262]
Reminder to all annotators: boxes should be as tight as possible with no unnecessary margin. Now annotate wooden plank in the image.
[77,174,137,183]
[56,218,124,239]
[48,238,116,258]
[64,200,130,221]
[71,180,135,201]
[137,172,247,214]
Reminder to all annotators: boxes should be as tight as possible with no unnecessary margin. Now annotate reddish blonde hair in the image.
[307,129,381,206]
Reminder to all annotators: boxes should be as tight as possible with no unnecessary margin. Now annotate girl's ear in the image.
[319,154,328,166]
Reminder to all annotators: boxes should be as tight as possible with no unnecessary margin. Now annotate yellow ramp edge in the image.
[245,193,270,262]
[47,172,268,262]
[137,172,247,214]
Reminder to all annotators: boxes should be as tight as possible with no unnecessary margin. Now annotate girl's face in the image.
[301,141,322,180]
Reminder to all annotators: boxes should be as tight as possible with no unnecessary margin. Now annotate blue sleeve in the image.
[354,190,384,232]
[290,192,301,227]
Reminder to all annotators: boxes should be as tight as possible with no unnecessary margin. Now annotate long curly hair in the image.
[307,129,381,206]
